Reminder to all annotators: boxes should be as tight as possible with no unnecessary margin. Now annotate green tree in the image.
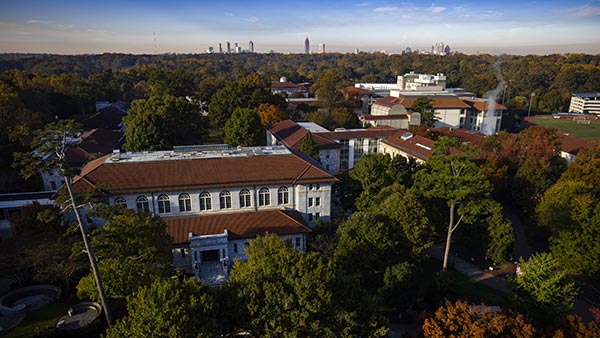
[335,184,431,309]
[9,201,62,237]
[350,154,400,210]
[412,154,513,269]
[123,95,207,151]
[230,234,371,337]
[106,278,237,338]
[512,252,578,321]
[311,70,345,113]
[411,96,437,127]
[300,130,320,161]
[223,107,263,146]
[209,73,286,129]
[76,207,173,301]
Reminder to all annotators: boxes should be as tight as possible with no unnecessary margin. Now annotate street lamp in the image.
[528,92,535,117]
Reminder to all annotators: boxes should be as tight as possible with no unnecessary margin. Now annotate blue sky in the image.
[1,0,599,54]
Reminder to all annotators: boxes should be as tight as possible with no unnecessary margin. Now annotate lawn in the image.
[4,303,69,338]
[532,117,600,139]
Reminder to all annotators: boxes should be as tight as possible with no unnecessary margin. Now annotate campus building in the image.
[72,146,336,284]
[569,93,600,115]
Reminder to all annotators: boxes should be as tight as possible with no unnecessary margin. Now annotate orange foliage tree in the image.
[422,300,535,338]
[254,103,287,127]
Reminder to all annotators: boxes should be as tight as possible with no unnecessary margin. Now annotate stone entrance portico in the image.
[190,231,229,285]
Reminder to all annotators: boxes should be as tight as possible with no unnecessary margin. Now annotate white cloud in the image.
[431,6,446,13]
[568,6,600,17]
[356,2,369,6]
[374,7,401,12]
[26,20,52,24]
[247,16,259,23]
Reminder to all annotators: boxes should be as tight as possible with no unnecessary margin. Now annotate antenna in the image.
[153,32,157,53]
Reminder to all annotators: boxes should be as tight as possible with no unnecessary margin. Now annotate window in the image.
[316,184,320,190]
[219,190,232,209]
[179,193,192,212]
[239,189,251,208]
[136,196,149,213]
[309,184,313,190]
[340,139,350,170]
[315,197,321,206]
[233,243,238,254]
[354,138,364,160]
[369,138,379,154]
[114,197,127,208]
[295,237,301,248]
[258,188,270,206]
[50,181,57,190]
[308,197,313,207]
[199,192,212,211]
[316,212,320,220]
[278,186,289,205]
[157,194,171,214]
[308,213,313,221]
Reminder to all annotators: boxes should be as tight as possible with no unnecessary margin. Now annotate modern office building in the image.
[304,36,310,54]
[569,93,600,115]
[249,40,254,53]
[318,43,326,54]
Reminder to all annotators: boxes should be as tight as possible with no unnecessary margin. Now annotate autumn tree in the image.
[512,252,578,321]
[123,95,207,151]
[106,278,238,338]
[422,300,535,338]
[77,207,173,301]
[223,107,264,146]
[254,102,287,126]
[411,96,437,127]
[412,154,513,269]
[300,130,320,161]
[551,315,600,338]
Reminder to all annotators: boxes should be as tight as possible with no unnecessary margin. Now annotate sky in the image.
[1,0,599,55]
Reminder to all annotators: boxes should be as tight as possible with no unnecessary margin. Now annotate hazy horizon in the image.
[1,0,599,55]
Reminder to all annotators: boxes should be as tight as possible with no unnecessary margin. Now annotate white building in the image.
[569,93,600,115]
[0,192,55,233]
[72,146,335,284]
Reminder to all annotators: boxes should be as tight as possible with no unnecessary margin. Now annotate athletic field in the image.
[531,116,600,140]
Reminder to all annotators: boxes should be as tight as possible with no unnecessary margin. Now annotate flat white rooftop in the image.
[106,146,291,164]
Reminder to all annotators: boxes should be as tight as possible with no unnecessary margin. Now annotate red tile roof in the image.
[558,133,591,155]
[267,120,340,150]
[462,99,507,111]
[65,129,123,167]
[165,209,311,244]
[357,113,408,121]
[271,82,306,90]
[346,86,374,95]
[398,96,471,109]
[73,105,127,130]
[373,96,402,108]
[382,131,462,161]
[72,149,336,195]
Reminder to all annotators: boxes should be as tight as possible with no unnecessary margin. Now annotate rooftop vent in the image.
[400,132,414,140]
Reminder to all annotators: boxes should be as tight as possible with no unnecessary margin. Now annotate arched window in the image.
[157,194,171,214]
[258,187,270,206]
[219,190,232,209]
[239,189,251,208]
[278,186,289,205]
[136,196,149,213]
[199,192,212,211]
[179,193,192,212]
[114,197,127,208]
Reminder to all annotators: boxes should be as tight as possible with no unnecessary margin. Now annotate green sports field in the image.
[532,117,600,140]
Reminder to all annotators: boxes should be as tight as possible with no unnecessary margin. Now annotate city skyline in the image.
[1,0,599,55]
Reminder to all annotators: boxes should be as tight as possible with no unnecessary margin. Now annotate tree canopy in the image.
[300,130,320,161]
[123,95,207,151]
[411,96,437,127]
[223,107,264,147]
[76,207,173,301]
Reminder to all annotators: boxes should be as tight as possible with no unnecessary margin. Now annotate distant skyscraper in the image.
[249,40,254,53]
[444,45,450,54]
[218,43,223,54]
[304,36,310,54]
[318,43,325,54]
[226,41,231,53]
[405,47,412,53]
[234,42,238,53]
